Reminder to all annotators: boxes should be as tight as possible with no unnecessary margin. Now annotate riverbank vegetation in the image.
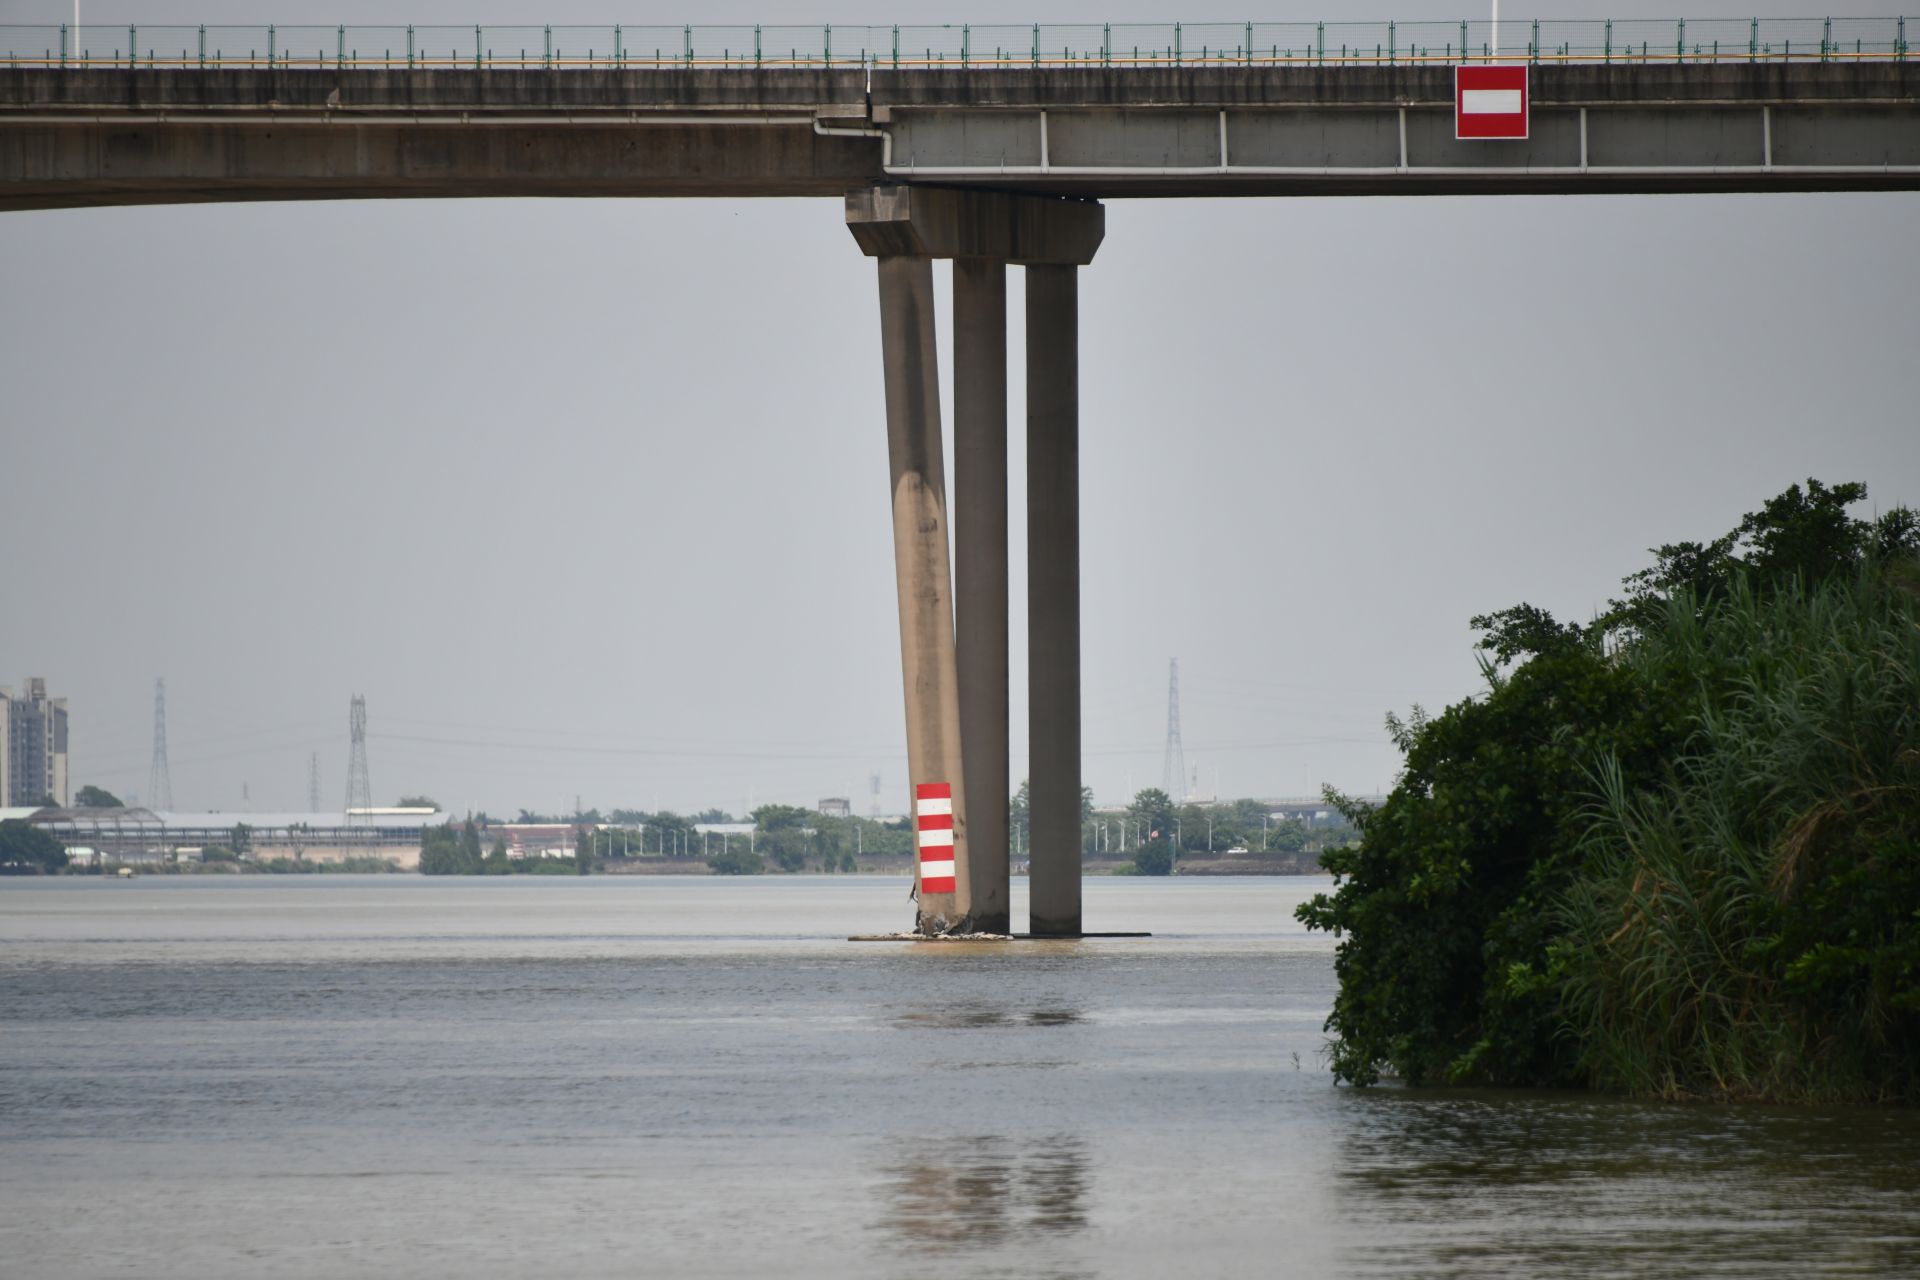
[1300,481,1920,1103]
[0,819,68,873]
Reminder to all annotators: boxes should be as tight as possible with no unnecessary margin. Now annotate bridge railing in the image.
[0,18,1909,71]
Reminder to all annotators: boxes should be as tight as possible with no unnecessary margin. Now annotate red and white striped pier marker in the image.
[915,782,957,895]
[1455,65,1529,140]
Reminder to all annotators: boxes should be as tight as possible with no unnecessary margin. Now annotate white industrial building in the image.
[30,807,444,868]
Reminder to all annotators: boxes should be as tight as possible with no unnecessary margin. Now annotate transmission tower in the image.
[308,752,321,811]
[147,677,174,811]
[1162,659,1186,802]
[344,695,373,815]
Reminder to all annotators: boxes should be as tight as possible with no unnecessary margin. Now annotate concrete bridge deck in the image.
[2,62,1916,210]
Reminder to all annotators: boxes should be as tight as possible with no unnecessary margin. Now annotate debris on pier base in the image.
[847,931,1150,942]
[848,932,1015,943]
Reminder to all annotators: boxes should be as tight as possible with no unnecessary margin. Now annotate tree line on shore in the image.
[1300,481,1919,1104]
[428,793,1355,878]
[4,792,1350,877]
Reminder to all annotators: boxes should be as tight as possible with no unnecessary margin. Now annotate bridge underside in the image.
[1,63,1915,210]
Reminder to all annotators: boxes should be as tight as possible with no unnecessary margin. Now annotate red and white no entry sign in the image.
[1455,65,1529,140]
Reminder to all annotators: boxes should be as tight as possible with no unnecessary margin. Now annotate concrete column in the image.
[875,255,973,934]
[1025,264,1082,937]
[953,258,1010,935]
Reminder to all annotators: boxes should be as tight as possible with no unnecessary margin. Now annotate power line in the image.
[368,730,900,762]
[308,752,321,811]
[76,718,338,769]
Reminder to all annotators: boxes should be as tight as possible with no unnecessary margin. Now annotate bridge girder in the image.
[2,64,1916,211]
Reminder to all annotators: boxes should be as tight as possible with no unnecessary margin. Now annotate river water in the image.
[2,875,1915,1278]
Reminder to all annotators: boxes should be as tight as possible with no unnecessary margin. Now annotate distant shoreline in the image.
[30,853,1332,878]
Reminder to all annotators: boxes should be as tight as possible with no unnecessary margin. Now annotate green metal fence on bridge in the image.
[0,17,1910,71]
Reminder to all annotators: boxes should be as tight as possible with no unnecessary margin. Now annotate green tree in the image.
[1557,566,1920,1101]
[1226,798,1270,831]
[1267,818,1309,853]
[761,830,812,872]
[1298,480,1920,1096]
[707,846,764,875]
[753,805,816,872]
[1175,803,1201,850]
[1009,779,1030,855]
[397,795,439,809]
[419,821,484,875]
[74,785,122,808]
[645,811,697,855]
[1299,644,1669,1088]
[752,804,812,831]
[0,819,67,872]
[1127,789,1175,844]
[579,826,642,862]
[483,837,511,875]
[1133,843,1172,876]
[419,825,457,874]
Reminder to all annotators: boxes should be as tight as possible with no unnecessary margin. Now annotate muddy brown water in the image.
[2,876,1915,1278]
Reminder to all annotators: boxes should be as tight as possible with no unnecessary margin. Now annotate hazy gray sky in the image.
[3,0,1914,818]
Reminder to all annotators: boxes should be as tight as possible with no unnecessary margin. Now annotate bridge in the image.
[2,20,1917,207]
[4,18,1914,935]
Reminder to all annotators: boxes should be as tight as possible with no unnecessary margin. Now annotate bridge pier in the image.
[848,185,1103,935]
[1024,264,1082,938]
[875,253,973,934]
[954,258,1011,935]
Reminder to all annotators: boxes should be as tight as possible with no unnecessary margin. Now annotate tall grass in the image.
[1557,566,1920,1102]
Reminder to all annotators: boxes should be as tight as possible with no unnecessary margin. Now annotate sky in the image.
[2,0,1914,819]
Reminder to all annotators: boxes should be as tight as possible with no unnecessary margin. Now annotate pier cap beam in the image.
[846,185,1104,265]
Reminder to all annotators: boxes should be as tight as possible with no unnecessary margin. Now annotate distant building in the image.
[817,797,852,818]
[480,823,577,859]
[1,678,68,808]
[31,808,446,868]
